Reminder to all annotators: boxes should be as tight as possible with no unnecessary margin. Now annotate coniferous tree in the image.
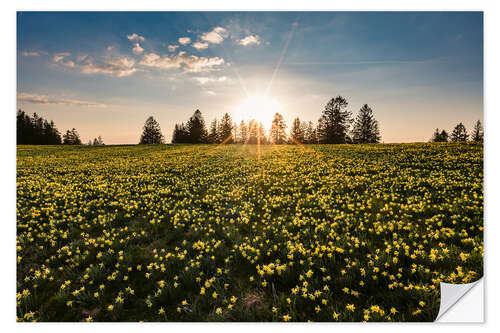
[270,112,287,144]
[430,128,448,142]
[172,123,189,143]
[471,120,483,142]
[440,130,449,142]
[317,96,352,144]
[351,104,381,143]
[218,113,234,144]
[139,116,165,144]
[289,117,306,144]
[239,120,248,143]
[207,119,219,144]
[16,110,62,144]
[450,122,468,142]
[62,128,81,145]
[187,109,208,143]
[304,121,317,144]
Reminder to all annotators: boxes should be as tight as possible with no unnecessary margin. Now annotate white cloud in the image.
[17,92,106,107]
[106,45,114,52]
[238,34,261,46]
[22,51,40,57]
[168,45,179,52]
[61,60,75,68]
[52,52,71,63]
[200,27,228,44]
[139,51,225,73]
[193,76,228,85]
[80,57,137,77]
[192,41,209,50]
[206,90,216,96]
[178,37,191,45]
[133,43,144,54]
[127,33,145,42]
[77,55,88,62]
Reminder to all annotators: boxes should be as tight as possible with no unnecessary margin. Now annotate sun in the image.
[235,94,282,128]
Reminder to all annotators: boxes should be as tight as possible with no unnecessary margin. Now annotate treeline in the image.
[430,120,483,142]
[156,95,381,145]
[17,110,62,144]
[17,109,105,145]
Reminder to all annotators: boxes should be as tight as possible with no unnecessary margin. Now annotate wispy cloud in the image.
[238,35,261,46]
[127,33,145,42]
[200,27,228,44]
[17,92,106,107]
[178,37,191,45]
[21,51,41,57]
[52,52,71,63]
[168,45,179,52]
[80,57,137,77]
[139,51,224,73]
[192,41,209,50]
[192,76,229,85]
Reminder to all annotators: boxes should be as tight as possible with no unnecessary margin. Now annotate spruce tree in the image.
[450,123,468,142]
[218,113,234,144]
[270,112,287,144]
[471,120,483,142]
[317,96,352,144]
[187,109,208,143]
[139,116,165,144]
[351,104,381,143]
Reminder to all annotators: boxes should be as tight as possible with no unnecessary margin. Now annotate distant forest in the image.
[17,95,483,145]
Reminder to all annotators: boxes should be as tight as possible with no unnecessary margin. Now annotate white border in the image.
[2,1,499,332]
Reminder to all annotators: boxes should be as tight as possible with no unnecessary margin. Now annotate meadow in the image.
[16,143,483,322]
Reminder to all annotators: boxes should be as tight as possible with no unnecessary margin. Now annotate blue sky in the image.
[17,11,483,143]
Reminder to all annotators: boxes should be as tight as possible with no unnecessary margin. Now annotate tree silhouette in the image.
[63,128,82,145]
[430,128,448,142]
[171,123,189,143]
[218,113,234,144]
[471,120,483,142]
[450,123,468,142]
[304,121,317,144]
[17,110,62,144]
[139,116,165,144]
[351,104,381,143]
[270,112,287,144]
[187,109,208,143]
[317,96,352,144]
[207,119,219,144]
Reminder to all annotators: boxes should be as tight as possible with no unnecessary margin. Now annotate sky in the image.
[17,11,483,144]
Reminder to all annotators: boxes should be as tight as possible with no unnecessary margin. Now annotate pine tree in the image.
[430,128,448,142]
[172,123,189,143]
[139,116,165,144]
[270,112,287,144]
[239,120,248,143]
[187,109,208,143]
[289,117,306,144]
[440,130,449,142]
[207,119,219,144]
[351,104,380,143]
[471,120,483,142]
[304,121,317,144]
[218,113,234,144]
[317,96,352,144]
[450,122,468,142]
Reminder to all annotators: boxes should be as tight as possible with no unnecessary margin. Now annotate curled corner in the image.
[435,277,483,322]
